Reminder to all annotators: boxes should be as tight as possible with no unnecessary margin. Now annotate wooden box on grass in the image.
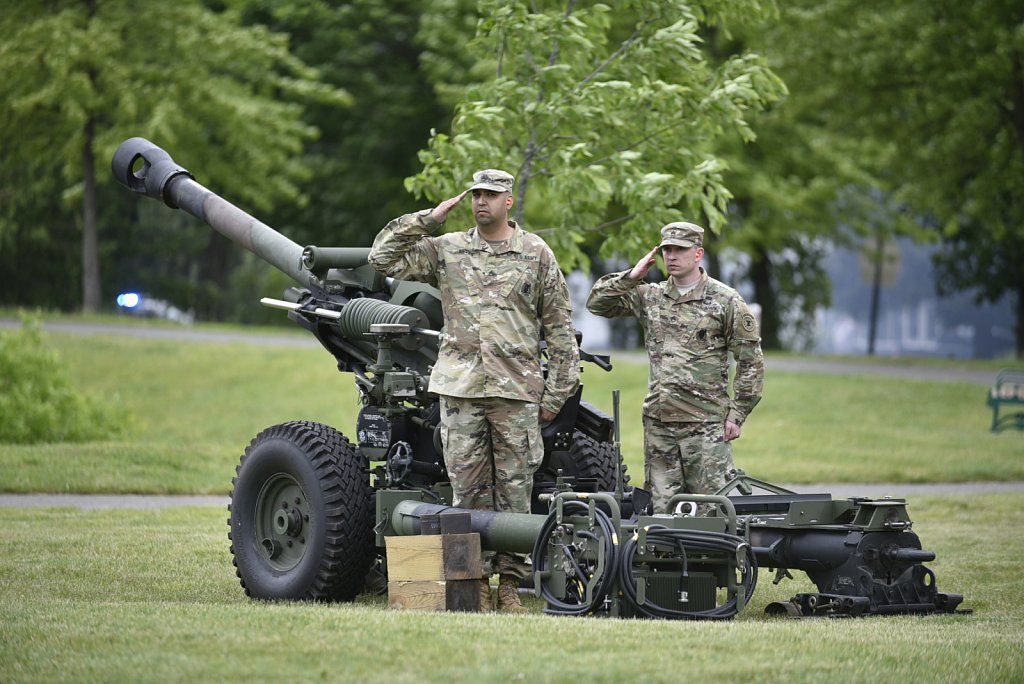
[386,533,482,612]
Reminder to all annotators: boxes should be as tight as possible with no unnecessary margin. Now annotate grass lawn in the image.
[0,323,1020,494]
[1,319,1022,682]
[1,494,1021,682]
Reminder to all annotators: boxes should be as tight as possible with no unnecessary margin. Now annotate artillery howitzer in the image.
[112,137,965,618]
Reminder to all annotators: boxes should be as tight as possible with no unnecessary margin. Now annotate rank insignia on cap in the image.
[469,169,515,193]
[659,221,704,249]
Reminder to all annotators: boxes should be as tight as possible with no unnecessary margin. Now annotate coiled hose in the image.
[618,525,758,620]
[531,500,619,616]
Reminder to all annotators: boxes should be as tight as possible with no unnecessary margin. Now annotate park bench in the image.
[987,368,1024,432]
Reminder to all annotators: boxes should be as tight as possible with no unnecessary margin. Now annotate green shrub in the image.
[0,317,127,443]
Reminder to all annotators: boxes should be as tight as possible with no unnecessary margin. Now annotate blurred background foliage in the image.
[0,0,1021,356]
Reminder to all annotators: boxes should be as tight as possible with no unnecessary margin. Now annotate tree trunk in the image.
[1010,50,1024,360]
[81,116,101,313]
[1016,282,1023,359]
[198,236,235,320]
[702,229,722,280]
[80,0,100,313]
[866,230,884,357]
[748,243,780,350]
[699,210,721,279]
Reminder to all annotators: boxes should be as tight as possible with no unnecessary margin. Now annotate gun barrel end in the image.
[111,137,193,206]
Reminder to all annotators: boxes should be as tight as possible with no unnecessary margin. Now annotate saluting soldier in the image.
[368,169,580,612]
[587,221,764,513]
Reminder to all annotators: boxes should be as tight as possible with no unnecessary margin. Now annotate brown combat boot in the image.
[478,578,493,612]
[497,574,526,613]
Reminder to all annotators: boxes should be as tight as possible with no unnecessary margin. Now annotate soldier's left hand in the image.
[539,407,557,424]
[725,420,741,441]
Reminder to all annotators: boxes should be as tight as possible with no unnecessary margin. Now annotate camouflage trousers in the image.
[642,416,734,514]
[439,395,543,579]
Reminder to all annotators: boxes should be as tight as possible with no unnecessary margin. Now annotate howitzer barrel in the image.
[390,500,545,554]
[111,137,307,284]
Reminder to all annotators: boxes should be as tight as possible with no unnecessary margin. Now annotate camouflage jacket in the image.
[368,210,580,414]
[587,269,763,424]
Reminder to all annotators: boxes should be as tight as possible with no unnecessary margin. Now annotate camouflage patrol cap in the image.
[469,169,515,193]
[659,221,704,249]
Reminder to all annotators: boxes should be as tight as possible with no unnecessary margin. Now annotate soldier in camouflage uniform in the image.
[586,221,763,514]
[368,169,580,611]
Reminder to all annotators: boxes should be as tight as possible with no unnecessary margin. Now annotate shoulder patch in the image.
[741,313,757,333]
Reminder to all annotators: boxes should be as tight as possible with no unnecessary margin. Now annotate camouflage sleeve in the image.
[367,210,441,286]
[725,298,764,426]
[585,271,643,318]
[539,255,581,415]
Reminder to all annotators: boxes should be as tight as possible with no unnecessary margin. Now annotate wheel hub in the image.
[273,506,304,536]
[254,475,310,571]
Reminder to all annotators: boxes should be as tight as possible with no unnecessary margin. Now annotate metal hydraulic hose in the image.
[531,500,620,616]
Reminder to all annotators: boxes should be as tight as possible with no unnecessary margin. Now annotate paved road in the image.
[0,318,318,348]
[2,481,1022,510]
[0,318,1003,384]
[0,494,229,509]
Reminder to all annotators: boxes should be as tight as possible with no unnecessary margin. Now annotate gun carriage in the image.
[112,137,965,619]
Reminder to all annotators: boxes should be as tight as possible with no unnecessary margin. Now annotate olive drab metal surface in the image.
[112,138,966,618]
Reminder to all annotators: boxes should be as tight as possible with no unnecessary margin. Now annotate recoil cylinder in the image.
[339,298,429,351]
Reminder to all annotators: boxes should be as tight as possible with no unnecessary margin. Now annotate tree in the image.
[0,1,348,313]
[410,0,786,272]
[759,0,1024,357]
[236,0,451,249]
[705,17,926,351]
[709,88,851,350]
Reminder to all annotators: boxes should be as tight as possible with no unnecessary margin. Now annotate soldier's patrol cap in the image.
[659,221,704,249]
[468,169,515,193]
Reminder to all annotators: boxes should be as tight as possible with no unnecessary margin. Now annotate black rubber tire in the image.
[228,421,374,601]
[540,430,627,492]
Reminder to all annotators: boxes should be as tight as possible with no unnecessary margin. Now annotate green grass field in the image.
[1,495,1021,682]
[1,322,1020,493]
[1,320,1022,682]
